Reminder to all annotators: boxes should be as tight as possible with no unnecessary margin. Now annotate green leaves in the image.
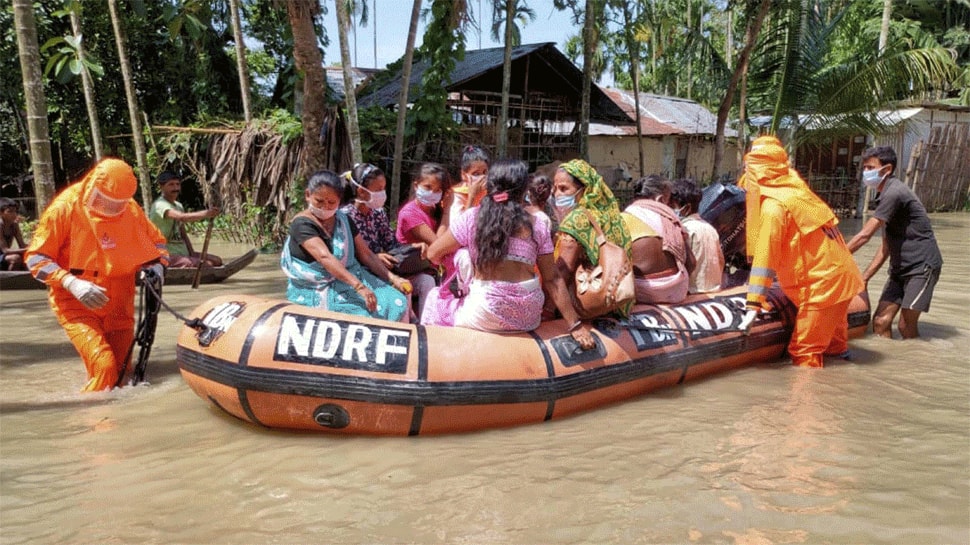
[41,34,103,84]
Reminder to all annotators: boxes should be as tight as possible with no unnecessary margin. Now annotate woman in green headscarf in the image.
[551,159,633,334]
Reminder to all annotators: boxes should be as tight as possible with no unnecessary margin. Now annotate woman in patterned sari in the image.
[551,159,633,346]
[281,170,412,322]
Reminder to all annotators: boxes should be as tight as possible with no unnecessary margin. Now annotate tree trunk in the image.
[878,0,892,55]
[108,0,152,205]
[579,0,596,160]
[391,0,422,217]
[69,8,103,160]
[12,0,55,213]
[229,0,252,122]
[497,0,515,158]
[287,1,328,175]
[336,0,362,165]
[713,0,770,177]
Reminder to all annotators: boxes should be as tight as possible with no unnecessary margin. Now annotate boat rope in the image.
[138,277,211,335]
[116,267,167,387]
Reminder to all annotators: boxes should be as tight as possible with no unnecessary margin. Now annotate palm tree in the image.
[229,0,252,122]
[391,0,423,216]
[107,0,152,205]
[713,0,770,177]
[493,0,536,157]
[606,0,646,176]
[67,2,103,160]
[286,0,328,175]
[12,0,55,212]
[336,0,363,164]
[753,2,958,142]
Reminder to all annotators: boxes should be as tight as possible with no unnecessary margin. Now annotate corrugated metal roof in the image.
[356,42,632,123]
[326,67,380,101]
[592,89,736,137]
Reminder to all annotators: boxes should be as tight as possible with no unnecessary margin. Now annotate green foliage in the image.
[40,35,103,84]
[254,109,303,144]
[411,0,467,143]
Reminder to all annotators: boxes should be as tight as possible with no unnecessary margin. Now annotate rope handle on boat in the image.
[140,277,211,334]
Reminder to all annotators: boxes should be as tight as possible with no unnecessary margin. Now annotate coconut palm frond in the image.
[814,46,958,117]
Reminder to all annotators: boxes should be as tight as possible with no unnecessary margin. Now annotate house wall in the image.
[589,135,739,187]
[874,109,970,177]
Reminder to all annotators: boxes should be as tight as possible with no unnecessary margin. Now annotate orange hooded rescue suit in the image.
[26,159,169,391]
[740,136,864,367]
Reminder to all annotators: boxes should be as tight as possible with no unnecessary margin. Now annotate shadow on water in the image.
[0,395,119,415]
[1,340,78,366]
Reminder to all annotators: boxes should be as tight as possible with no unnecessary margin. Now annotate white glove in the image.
[142,262,165,285]
[62,274,109,310]
[738,309,758,334]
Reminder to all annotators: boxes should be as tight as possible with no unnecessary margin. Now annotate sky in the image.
[318,1,583,73]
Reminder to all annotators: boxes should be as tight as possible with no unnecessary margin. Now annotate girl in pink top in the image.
[423,160,585,336]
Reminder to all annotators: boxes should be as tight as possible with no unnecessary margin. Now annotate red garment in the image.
[26,159,168,391]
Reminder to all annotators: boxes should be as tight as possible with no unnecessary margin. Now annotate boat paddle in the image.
[191,215,215,289]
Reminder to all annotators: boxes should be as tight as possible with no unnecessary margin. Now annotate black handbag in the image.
[387,245,431,275]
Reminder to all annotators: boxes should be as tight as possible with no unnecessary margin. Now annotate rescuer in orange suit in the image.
[737,136,864,368]
[26,158,170,391]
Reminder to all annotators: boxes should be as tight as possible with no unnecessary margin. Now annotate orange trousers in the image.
[51,275,136,391]
[787,298,851,368]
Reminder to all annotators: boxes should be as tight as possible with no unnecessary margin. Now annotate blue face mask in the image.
[554,194,577,210]
[861,168,885,188]
[415,187,442,206]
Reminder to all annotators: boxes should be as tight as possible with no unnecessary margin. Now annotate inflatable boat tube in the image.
[176,285,870,436]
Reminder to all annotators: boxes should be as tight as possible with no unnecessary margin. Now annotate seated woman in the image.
[423,160,588,343]
[281,170,412,322]
[525,173,556,236]
[623,175,695,304]
[670,177,724,294]
[551,159,633,348]
[341,163,436,317]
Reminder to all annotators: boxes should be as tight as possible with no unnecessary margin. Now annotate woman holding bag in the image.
[341,163,436,318]
[552,159,634,333]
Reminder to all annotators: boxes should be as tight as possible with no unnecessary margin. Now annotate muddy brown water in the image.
[1,214,968,544]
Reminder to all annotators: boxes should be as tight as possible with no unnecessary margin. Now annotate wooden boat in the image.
[162,249,258,286]
[0,249,258,290]
[0,270,44,290]
[176,285,871,436]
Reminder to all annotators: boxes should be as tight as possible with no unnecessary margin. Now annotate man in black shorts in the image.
[846,145,943,339]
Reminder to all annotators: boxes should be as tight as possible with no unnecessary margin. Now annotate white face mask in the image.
[358,189,387,209]
[309,203,337,221]
[861,167,887,188]
[416,187,442,206]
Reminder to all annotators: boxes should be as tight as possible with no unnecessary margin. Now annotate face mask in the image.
[357,190,387,209]
[416,187,442,206]
[554,194,577,211]
[86,187,129,217]
[862,167,885,188]
[309,203,337,221]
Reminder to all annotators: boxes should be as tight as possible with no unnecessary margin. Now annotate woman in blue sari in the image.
[281,170,412,322]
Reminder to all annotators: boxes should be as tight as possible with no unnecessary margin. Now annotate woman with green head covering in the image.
[551,159,633,329]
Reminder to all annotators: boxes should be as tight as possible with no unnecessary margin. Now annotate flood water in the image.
[1,214,968,544]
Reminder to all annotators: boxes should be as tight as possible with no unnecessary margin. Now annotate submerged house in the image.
[589,90,740,184]
[356,42,633,173]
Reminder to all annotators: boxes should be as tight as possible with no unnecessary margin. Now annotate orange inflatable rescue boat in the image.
[176,285,870,436]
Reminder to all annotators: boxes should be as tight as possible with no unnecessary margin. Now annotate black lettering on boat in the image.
[672,295,747,340]
[628,310,679,351]
[274,313,410,374]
